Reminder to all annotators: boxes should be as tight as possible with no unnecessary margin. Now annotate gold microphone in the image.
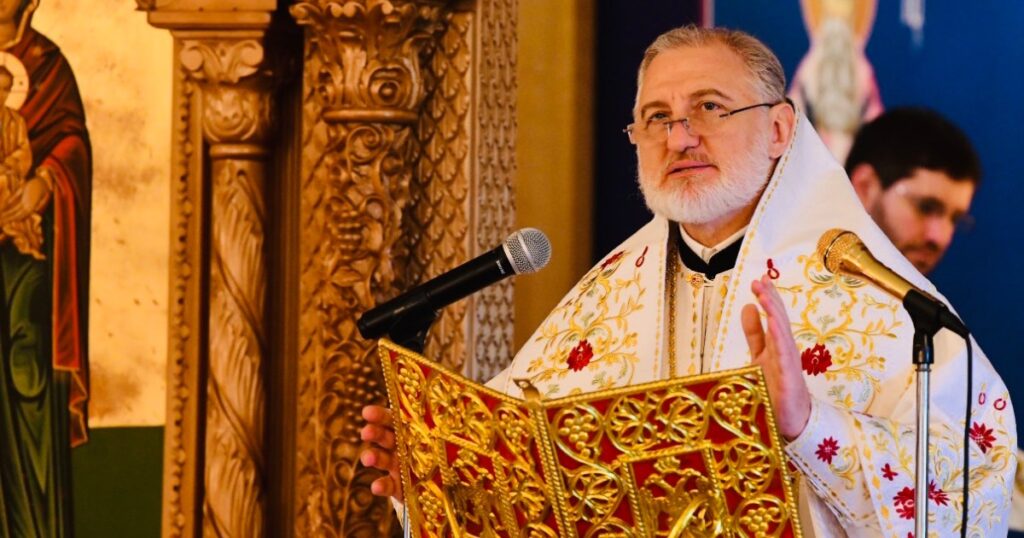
[816,229,968,336]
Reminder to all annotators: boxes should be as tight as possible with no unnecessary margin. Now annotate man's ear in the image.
[849,163,883,209]
[768,103,796,159]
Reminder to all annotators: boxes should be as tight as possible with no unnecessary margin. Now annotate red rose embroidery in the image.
[969,422,996,453]
[928,480,949,506]
[893,486,915,520]
[815,437,839,464]
[801,343,833,376]
[893,482,947,521]
[600,251,625,270]
[881,463,898,481]
[566,340,594,371]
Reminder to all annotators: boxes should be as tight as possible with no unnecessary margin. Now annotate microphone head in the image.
[503,228,552,274]
[816,228,860,274]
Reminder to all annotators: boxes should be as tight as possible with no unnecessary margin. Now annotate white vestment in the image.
[489,113,1016,537]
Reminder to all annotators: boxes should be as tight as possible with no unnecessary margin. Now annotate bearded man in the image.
[846,108,979,275]
[361,25,1015,536]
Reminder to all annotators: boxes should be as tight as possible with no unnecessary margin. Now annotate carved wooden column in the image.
[185,38,274,537]
[148,0,519,535]
[288,2,451,535]
[145,3,278,537]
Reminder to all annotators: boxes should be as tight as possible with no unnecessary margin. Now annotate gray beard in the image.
[638,137,774,225]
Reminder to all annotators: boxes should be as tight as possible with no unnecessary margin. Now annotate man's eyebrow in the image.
[637,100,670,119]
[691,88,734,101]
[636,89,737,118]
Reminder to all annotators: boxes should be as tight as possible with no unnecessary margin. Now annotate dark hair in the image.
[845,107,981,188]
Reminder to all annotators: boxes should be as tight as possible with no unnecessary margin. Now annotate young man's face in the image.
[865,168,976,274]
[632,43,790,226]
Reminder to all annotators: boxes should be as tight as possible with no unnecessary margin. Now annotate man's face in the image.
[633,44,783,225]
[867,169,976,274]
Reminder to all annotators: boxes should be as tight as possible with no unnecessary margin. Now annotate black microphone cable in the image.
[961,335,973,538]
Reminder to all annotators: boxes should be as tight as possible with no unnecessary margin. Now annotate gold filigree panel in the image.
[380,339,804,537]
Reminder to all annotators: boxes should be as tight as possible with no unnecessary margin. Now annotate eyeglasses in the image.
[623,101,782,145]
[894,184,976,232]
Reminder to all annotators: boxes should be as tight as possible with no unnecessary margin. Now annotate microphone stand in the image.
[905,290,944,537]
[383,310,438,538]
[385,309,439,354]
[911,326,935,537]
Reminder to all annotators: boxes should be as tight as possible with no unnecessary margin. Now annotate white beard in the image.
[638,133,773,224]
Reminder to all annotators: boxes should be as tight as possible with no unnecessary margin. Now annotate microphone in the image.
[816,229,968,337]
[357,228,552,340]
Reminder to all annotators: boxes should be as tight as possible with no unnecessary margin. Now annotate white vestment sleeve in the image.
[784,339,1016,537]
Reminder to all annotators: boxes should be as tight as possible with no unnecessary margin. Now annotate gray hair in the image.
[635,25,786,112]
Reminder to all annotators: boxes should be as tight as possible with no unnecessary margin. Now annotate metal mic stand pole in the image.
[912,327,934,538]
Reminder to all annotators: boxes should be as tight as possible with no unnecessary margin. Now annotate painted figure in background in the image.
[0,0,92,536]
[0,66,43,261]
[789,0,883,162]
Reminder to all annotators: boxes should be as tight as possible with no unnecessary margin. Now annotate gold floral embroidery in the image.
[830,446,863,491]
[775,254,903,412]
[527,250,646,396]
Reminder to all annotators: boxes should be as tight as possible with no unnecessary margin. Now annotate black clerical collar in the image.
[670,223,743,280]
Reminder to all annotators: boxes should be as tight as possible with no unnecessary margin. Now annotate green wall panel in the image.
[72,426,163,537]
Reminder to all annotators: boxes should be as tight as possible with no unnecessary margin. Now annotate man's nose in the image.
[924,216,955,252]
[665,120,700,152]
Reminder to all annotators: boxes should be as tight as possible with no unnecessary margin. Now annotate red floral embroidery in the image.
[766,258,780,279]
[928,480,949,506]
[970,422,996,453]
[815,437,839,464]
[566,340,594,371]
[635,246,649,267]
[995,398,1007,411]
[893,486,915,520]
[600,251,625,270]
[881,463,898,481]
[978,392,986,405]
[892,482,947,521]
[801,343,832,376]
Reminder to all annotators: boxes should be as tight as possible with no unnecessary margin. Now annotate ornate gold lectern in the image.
[379,339,804,537]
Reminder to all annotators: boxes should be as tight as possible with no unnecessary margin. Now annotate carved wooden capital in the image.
[203,86,273,148]
[181,38,264,84]
[290,0,450,122]
[180,38,274,148]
